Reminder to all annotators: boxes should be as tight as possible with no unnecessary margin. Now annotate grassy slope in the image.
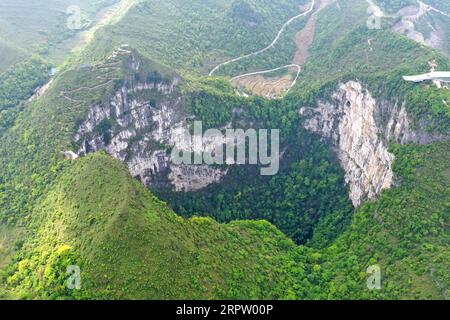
[0,0,127,145]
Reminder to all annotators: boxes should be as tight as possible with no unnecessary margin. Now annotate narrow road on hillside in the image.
[209,0,316,77]
[230,64,302,89]
[30,0,134,104]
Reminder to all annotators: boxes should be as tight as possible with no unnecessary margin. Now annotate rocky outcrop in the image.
[169,165,229,192]
[74,68,228,192]
[300,81,447,207]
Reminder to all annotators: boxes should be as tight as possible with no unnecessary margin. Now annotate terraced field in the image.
[231,73,295,98]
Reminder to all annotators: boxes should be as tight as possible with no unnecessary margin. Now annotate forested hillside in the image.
[0,0,448,300]
[1,142,448,299]
[80,0,309,75]
[1,153,316,299]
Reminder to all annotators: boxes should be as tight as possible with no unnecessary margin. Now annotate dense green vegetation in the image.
[318,142,449,299]
[81,0,309,75]
[158,129,353,247]
[1,153,318,299]
[0,58,51,112]
[0,0,122,124]
[1,53,447,298]
[1,141,448,299]
[214,14,307,77]
[0,0,449,300]
[405,85,450,133]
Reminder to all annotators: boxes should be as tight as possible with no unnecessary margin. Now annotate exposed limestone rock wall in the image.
[301,81,394,207]
[169,165,229,192]
[376,99,448,145]
[74,76,228,192]
[300,81,447,207]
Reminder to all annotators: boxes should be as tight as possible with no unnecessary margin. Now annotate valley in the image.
[0,0,448,301]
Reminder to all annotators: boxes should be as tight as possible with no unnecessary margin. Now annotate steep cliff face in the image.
[301,82,394,207]
[300,81,446,207]
[74,65,228,192]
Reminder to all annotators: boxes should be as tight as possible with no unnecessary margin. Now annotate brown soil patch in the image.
[293,0,335,65]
